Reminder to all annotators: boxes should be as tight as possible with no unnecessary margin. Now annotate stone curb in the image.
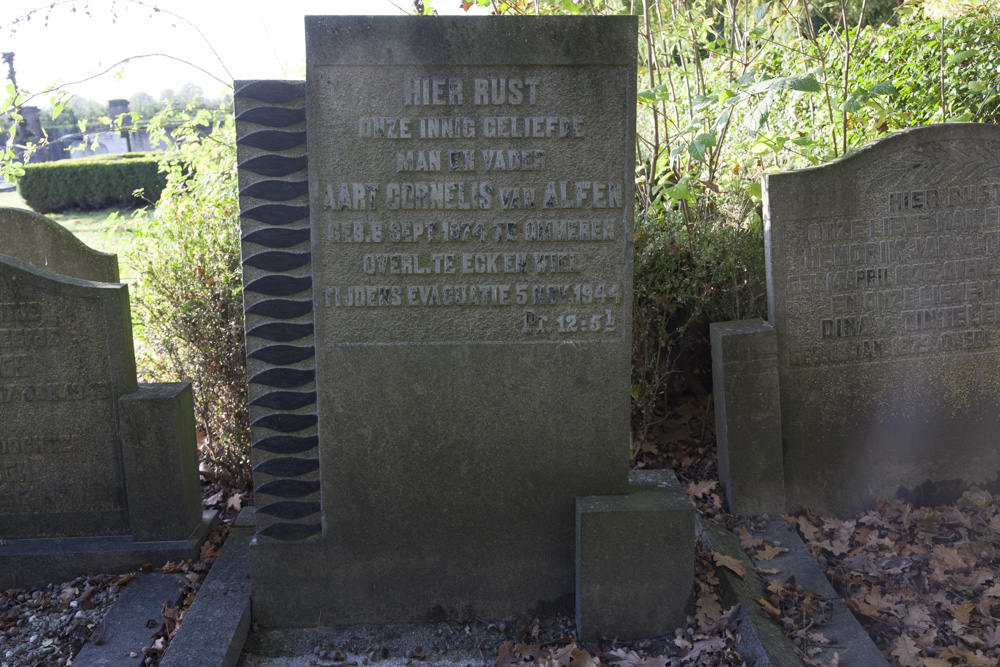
[700,516,889,667]
[73,573,185,667]
[160,508,254,667]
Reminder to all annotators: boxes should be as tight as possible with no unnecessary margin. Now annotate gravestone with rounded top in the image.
[713,124,1000,516]
[235,16,693,638]
[0,207,215,588]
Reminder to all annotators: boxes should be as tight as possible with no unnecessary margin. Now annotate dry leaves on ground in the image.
[485,539,744,667]
[791,488,1000,666]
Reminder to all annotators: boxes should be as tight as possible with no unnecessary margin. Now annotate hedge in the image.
[18,152,167,213]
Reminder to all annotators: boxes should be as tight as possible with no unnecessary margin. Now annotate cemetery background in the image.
[2,0,1000,665]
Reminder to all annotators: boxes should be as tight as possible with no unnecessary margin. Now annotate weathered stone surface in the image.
[239,16,641,626]
[715,124,1000,516]
[710,319,784,514]
[160,508,254,667]
[0,511,218,591]
[119,382,202,542]
[701,517,889,667]
[0,206,119,282]
[0,255,136,539]
[0,223,214,584]
[73,573,185,667]
[576,470,694,641]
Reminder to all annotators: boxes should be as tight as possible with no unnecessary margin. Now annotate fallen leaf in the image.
[951,599,975,626]
[891,635,922,667]
[712,552,746,577]
[754,543,788,561]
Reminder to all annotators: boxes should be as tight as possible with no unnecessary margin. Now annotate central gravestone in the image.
[713,123,1000,516]
[236,16,693,636]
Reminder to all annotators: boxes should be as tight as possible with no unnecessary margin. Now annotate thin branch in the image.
[21,53,230,109]
[123,0,232,80]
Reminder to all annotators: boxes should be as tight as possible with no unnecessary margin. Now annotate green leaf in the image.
[743,93,773,136]
[753,2,771,23]
[688,140,707,161]
[714,108,732,131]
[748,182,762,199]
[969,81,986,92]
[843,91,866,113]
[692,94,715,109]
[665,183,690,201]
[694,132,717,147]
[950,49,979,65]
[637,89,656,104]
[5,83,14,96]
[869,81,896,96]
[952,110,974,122]
[787,74,821,92]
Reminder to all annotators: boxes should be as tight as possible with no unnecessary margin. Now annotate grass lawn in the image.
[0,189,140,259]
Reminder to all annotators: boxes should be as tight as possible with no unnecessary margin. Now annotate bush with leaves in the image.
[126,105,249,479]
[18,152,167,213]
[631,196,767,448]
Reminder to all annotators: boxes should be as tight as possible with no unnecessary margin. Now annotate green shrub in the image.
[126,110,249,478]
[631,198,768,448]
[19,152,167,213]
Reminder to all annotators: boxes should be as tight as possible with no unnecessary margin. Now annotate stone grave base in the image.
[0,510,219,590]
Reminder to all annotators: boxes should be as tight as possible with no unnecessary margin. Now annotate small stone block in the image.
[710,319,785,515]
[576,477,694,641]
[118,383,201,542]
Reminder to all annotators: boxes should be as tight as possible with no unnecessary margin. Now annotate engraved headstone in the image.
[235,16,693,638]
[713,124,1000,516]
[0,208,216,588]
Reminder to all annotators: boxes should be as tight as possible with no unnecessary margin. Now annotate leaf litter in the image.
[788,488,1000,666]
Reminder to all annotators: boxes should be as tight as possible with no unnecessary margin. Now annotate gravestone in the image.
[0,207,119,282]
[235,16,693,638]
[713,124,1000,516]
[0,208,216,588]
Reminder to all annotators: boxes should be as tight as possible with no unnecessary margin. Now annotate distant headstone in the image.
[0,208,215,588]
[235,16,692,638]
[713,124,1000,516]
[0,207,119,282]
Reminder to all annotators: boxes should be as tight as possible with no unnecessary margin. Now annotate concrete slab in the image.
[160,509,254,667]
[73,573,185,667]
[700,516,888,666]
[0,510,219,590]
